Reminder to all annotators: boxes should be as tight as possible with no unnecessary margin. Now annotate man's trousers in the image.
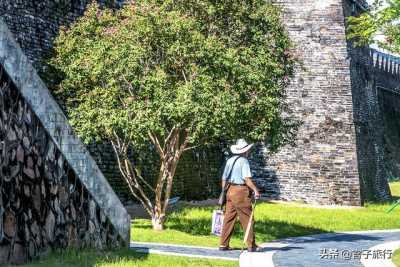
[219,185,255,249]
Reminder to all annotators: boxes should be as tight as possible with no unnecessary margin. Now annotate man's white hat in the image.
[230,139,254,154]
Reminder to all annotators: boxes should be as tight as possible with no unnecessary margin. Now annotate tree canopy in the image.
[348,0,400,53]
[50,0,295,150]
[48,0,295,229]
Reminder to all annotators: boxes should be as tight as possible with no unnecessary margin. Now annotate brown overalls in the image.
[220,185,255,249]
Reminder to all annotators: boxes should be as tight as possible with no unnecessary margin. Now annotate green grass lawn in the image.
[20,249,236,267]
[393,248,400,267]
[132,181,400,248]
[23,182,400,267]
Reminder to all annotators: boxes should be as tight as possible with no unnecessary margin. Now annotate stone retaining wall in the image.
[0,17,131,244]
[0,64,123,264]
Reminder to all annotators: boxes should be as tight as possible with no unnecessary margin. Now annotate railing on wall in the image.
[369,48,400,78]
[349,0,369,11]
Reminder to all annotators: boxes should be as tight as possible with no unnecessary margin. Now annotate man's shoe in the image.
[219,246,233,251]
[247,246,262,252]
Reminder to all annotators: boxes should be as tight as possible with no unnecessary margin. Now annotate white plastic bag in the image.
[211,209,224,236]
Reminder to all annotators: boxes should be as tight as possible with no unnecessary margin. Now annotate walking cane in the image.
[242,197,257,252]
[386,199,400,213]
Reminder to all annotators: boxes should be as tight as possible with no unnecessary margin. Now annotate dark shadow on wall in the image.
[0,0,123,71]
[172,144,226,201]
[249,143,281,200]
[92,141,226,204]
[348,47,392,202]
[378,89,400,181]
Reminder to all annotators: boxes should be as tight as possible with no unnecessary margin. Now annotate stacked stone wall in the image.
[0,65,123,264]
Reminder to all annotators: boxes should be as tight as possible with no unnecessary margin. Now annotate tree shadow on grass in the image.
[132,203,327,241]
[158,213,329,242]
[162,214,386,246]
[22,248,149,267]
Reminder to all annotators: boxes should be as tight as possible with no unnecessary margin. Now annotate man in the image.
[219,138,261,252]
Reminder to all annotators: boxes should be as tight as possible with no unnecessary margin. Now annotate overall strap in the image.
[220,156,242,210]
[227,156,241,183]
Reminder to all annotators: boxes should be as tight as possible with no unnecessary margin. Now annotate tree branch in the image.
[183,145,199,152]
[111,139,153,217]
[164,126,177,149]
[125,158,155,193]
[121,74,135,97]
[148,131,164,159]
[177,129,190,157]
[161,129,189,214]
[182,69,188,83]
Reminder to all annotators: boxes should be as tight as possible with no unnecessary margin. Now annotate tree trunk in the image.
[151,214,165,231]
[111,128,189,231]
[149,128,188,231]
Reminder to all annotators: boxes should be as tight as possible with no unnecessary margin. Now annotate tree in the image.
[347,0,400,53]
[49,0,295,230]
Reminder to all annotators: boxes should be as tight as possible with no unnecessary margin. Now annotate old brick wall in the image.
[257,0,362,205]
[0,64,123,264]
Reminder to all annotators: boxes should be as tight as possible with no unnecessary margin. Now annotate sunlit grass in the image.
[131,182,400,248]
[22,182,400,267]
[21,248,237,267]
[393,248,400,267]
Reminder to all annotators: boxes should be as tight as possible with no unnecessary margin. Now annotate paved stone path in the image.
[270,230,400,267]
[130,230,400,266]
